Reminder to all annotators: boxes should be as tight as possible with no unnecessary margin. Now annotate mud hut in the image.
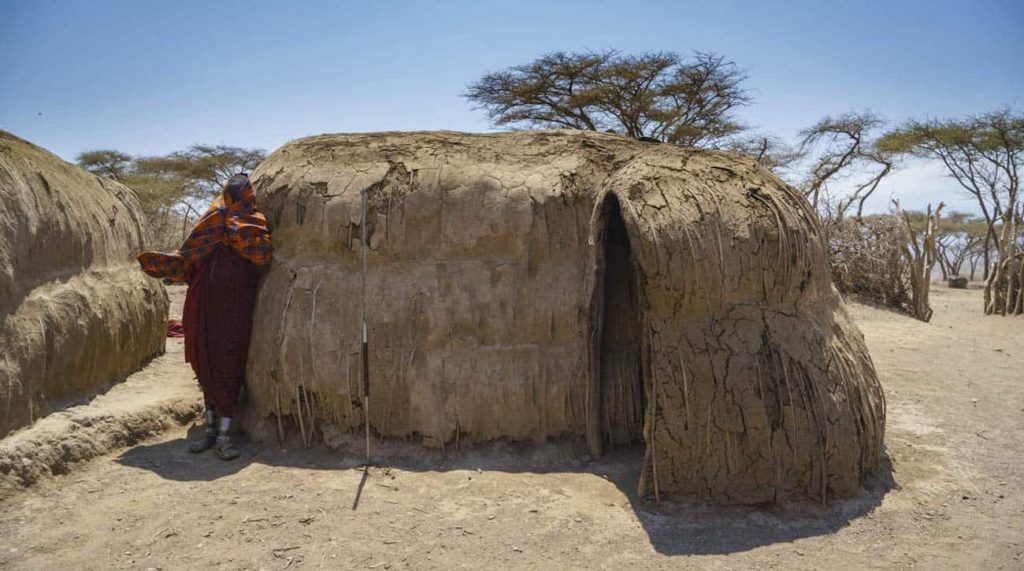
[248,130,885,504]
[0,132,168,437]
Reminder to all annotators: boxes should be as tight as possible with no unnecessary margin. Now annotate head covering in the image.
[138,173,272,283]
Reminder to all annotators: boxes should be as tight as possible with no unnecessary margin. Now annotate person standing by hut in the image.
[138,173,272,460]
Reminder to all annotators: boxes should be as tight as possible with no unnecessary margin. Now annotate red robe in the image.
[183,245,260,417]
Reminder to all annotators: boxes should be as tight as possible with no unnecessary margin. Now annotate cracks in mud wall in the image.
[601,158,882,504]
[247,142,883,505]
[636,306,883,505]
[248,162,596,449]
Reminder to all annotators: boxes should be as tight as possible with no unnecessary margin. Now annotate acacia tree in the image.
[465,50,751,148]
[780,111,927,317]
[934,212,987,280]
[134,144,265,238]
[77,144,266,250]
[797,112,895,219]
[137,145,265,198]
[880,111,1023,314]
[76,150,133,181]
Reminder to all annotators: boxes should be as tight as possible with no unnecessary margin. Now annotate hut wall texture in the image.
[0,132,168,437]
[249,130,885,504]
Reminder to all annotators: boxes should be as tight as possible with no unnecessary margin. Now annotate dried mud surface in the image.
[0,131,168,436]
[0,286,198,500]
[248,130,883,503]
[0,287,1019,569]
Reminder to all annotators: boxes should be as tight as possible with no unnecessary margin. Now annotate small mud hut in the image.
[0,132,168,436]
[248,131,885,504]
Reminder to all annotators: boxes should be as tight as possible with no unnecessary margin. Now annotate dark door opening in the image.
[595,195,645,450]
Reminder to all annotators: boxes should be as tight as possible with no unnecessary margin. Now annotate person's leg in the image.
[186,260,219,453]
[206,248,258,461]
[215,415,240,460]
[188,405,218,453]
[210,373,241,460]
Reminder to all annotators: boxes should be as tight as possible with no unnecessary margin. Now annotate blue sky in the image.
[1,0,1021,213]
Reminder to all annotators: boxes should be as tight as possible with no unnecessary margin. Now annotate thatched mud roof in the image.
[249,130,885,504]
[0,132,167,436]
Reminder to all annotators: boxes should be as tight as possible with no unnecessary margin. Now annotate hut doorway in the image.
[589,194,646,457]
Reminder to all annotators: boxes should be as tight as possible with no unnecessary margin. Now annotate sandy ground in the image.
[0,286,1021,569]
[0,286,200,499]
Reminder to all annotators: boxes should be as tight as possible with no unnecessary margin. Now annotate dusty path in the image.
[0,285,200,499]
[0,287,1022,569]
[0,336,200,499]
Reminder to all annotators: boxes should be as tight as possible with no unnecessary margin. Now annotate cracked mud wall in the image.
[0,132,168,437]
[602,150,885,503]
[249,132,599,447]
[248,130,884,504]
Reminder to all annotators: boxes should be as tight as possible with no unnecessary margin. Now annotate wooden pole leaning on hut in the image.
[361,188,371,467]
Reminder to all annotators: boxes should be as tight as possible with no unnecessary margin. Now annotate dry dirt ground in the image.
[0,286,1021,570]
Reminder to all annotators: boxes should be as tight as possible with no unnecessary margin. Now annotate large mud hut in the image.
[248,130,885,504]
[0,132,168,437]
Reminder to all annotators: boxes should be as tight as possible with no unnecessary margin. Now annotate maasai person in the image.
[138,173,272,460]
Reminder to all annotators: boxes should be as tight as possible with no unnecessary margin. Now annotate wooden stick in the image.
[649,326,660,504]
[361,188,371,467]
[296,385,308,447]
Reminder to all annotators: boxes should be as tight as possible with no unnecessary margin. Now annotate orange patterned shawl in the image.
[138,173,271,283]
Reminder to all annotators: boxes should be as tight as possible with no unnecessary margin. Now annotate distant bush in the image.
[827,215,911,312]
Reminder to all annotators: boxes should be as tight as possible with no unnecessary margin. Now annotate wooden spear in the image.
[361,188,371,466]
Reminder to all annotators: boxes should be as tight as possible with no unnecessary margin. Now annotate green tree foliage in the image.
[76,149,133,181]
[136,145,266,199]
[465,50,751,148]
[933,212,989,280]
[879,111,1023,314]
[76,145,266,250]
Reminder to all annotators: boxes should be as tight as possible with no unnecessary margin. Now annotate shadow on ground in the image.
[117,426,897,556]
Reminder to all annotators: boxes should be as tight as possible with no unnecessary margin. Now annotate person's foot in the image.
[215,434,240,461]
[188,428,218,453]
